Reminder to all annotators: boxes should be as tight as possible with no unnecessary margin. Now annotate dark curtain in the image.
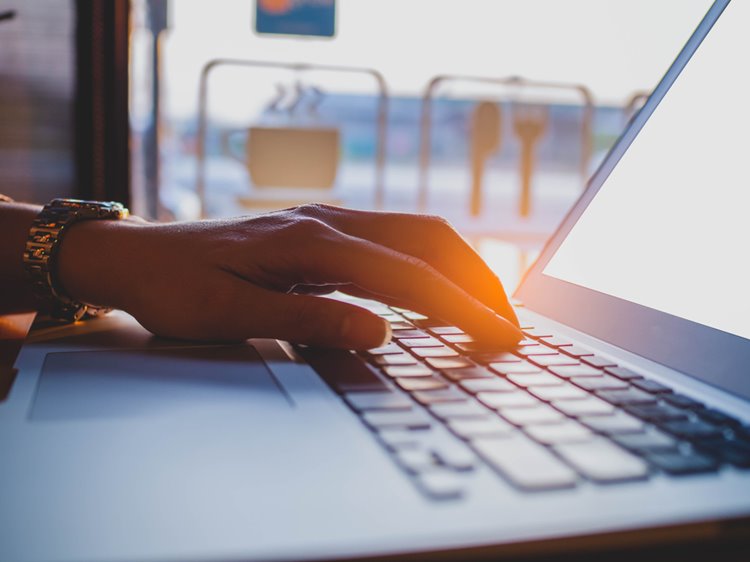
[75,0,130,205]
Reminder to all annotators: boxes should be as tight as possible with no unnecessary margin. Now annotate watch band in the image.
[23,198,129,322]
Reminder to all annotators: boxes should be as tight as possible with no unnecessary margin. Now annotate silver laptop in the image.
[2,1,749,560]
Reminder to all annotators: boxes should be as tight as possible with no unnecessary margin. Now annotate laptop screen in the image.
[543,0,749,342]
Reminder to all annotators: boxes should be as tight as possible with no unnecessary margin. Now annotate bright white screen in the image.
[544,1,750,340]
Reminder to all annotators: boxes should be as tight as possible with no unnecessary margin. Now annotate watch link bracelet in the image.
[23,198,130,322]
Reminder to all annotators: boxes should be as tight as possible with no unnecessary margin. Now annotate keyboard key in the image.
[579,411,645,434]
[429,401,491,420]
[553,396,615,417]
[395,448,439,473]
[662,393,704,410]
[631,379,673,394]
[516,338,541,347]
[548,365,603,378]
[442,333,474,344]
[459,378,516,394]
[538,336,573,348]
[345,392,413,412]
[695,408,743,429]
[399,337,443,348]
[366,343,402,355]
[374,353,418,366]
[431,441,477,471]
[507,373,563,387]
[596,388,657,406]
[734,426,750,443]
[299,347,388,393]
[555,438,649,483]
[529,384,589,402]
[396,377,449,392]
[581,356,618,368]
[500,404,566,426]
[613,430,679,454]
[413,317,453,329]
[375,312,399,320]
[391,329,429,339]
[525,420,594,445]
[425,357,473,370]
[471,435,577,490]
[413,347,459,358]
[363,410,432,430]
[570,375,628,391]
[429,326,464,335]
[490,362,543,376]
[413,388,468,405]
[529,355,582,368]
[442,366,493,381]
[659,420,723,441]
[560,345,595,358]
[725,441,750,468]
[382,365,433,378]
[604,366,643,381]
[415,471,466,500]
[696,438,750,468]
[625,403,688,423]
[456,342,509,354]
[523,328,554,338]
[514,346,558,357]
[372,309,397,317]
[473,352,522,364]
[477,391,539,410]
[402,311,428,321]
[448,417,515,439]
[377,427,434,450]
[646,451,719,475]
[390,321,415,331]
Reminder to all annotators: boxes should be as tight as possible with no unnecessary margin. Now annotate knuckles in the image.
[281,216,338,246]
[293,202,339,220]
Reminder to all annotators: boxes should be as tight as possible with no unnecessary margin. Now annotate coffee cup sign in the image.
[225,126,340,189]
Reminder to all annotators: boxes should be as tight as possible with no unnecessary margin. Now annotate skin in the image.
[0,201,522,349]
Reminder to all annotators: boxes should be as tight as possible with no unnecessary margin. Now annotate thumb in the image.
[258,292,392,350]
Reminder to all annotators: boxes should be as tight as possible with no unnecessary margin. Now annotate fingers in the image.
[228,285,391,349]
[297,204,519,326]
[298,229,522,346]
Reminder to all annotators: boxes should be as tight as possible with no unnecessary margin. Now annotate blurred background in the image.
[1,0,713,289]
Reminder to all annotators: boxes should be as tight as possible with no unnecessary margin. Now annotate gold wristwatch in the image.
[23,198,130,322]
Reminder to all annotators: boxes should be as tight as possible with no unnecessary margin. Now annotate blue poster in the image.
[255,0,336,38]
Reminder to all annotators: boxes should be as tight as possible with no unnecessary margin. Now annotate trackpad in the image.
[31,346,291,421]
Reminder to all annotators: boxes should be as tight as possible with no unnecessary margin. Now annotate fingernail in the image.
[504,318,524,340]
[342,310,391,349]
[492,315,523,345]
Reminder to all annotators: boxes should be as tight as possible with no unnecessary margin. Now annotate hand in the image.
[57,204,522,349]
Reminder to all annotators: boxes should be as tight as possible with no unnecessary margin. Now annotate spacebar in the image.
[296,347,388,393]
[471,435,578,491]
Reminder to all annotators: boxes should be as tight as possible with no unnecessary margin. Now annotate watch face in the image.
[51,199,129,219]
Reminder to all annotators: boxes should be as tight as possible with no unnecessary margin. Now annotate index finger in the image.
[299,205,519,326]
[301,229,523,346]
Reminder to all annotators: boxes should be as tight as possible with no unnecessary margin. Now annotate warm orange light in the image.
[259,0,294,15]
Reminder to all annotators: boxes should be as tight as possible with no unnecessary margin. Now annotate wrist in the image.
[56,216,147,312]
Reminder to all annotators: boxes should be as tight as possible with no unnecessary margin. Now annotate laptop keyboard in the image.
[297,304,750,501]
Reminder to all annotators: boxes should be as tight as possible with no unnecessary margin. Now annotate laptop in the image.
[2,1,749,560]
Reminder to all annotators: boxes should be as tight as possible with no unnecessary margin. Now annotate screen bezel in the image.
[514,0,750,402]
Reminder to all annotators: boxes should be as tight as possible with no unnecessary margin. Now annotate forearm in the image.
[0,201,42,314]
